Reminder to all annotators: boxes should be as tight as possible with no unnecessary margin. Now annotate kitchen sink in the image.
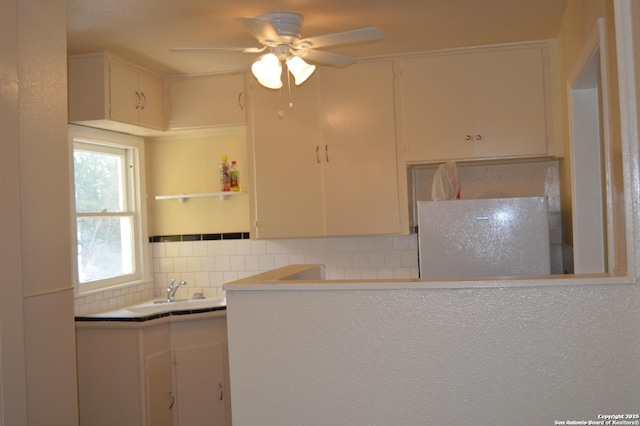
[125,296,226,316]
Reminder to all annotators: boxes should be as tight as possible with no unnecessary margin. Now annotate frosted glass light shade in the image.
[251,53,283,89]
[286,56,316,85]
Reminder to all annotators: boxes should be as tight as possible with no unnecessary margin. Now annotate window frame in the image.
[69,124,151,295]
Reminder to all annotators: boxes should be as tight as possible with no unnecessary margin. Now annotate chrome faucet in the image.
[166,278,187,302]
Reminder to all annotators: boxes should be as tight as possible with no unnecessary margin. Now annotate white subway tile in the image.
[193,241,208,256]
[266,240,283,254]
[203,256,219,271]
[195,272,210,287]
[274,254,290,268]
[159,258,174,272]
[375,236,393,251]
[222,240,238,255]
[230,255,246,270]
[223,271,240,283]
[216,256,231,271]
[244,254,261,271]
[259,254,275,270]
[344,269,362,279]
[368,252,385,267]
[336,253,353,269]
[288,253,307,265]
[179,241,194,257]
[152,242,166,258]
[165,242,181,257]
[236,240,252,255]
[251,240,267,254]
[383,251,402,268]
[352,252,369,268]
[209,271,225,286]
[401,251,418,267]
[187,257,202,272]
[207,241,223,256]
[173,257,188,272]
[278,239,298,254]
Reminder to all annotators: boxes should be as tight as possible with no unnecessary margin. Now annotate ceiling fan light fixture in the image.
[286,56,316,85]
[251,53,283,89]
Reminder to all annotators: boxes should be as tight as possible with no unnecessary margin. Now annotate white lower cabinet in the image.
[171,316,231,426]
[76,312,230,426]
[146,349,174,426]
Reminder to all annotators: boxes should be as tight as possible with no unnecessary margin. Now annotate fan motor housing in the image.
[259,12,303,42]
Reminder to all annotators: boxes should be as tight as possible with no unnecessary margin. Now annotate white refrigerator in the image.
[417,197,551,278]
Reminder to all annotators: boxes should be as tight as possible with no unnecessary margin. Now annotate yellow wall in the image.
[556,0,621,247]
[146,126,250,236]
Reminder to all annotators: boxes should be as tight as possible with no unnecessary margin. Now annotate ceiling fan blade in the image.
[243,16,280,45]
[295,27,382,50]
[169,46,265,54]
[298,49,358,67]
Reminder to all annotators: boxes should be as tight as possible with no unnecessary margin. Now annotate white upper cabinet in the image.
[68,53,164,135]
[399,45,549,162]
[246,60,402,239]
[246,73,326,239]
[166,73,246,130]
[319,60,401,236]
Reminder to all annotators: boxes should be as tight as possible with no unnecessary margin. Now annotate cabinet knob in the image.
[476,134,482,141]
[465,135,472,141]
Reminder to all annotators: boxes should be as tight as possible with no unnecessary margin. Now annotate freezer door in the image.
[417,197,550,278]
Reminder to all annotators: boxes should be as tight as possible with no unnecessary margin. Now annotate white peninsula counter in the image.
[223,264,640,425]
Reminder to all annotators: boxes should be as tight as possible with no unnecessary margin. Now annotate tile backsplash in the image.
[74,234,419,315]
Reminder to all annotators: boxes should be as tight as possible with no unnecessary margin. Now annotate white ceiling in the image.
[67,0,568,77]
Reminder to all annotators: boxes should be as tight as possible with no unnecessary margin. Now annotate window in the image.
[69,125,150,294]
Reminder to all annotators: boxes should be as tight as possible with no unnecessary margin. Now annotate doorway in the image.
[568,18,613,274]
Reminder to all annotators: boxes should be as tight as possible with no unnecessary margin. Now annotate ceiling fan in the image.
[170,12,383,89]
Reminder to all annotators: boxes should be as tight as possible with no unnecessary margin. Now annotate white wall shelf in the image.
[155,191,244,203]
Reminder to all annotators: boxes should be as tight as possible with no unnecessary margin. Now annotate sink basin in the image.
[126,296,226,316]
[153,298,189,304]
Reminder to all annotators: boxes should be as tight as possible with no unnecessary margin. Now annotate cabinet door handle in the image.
[140,92,146,110]
[316,146,320,164]
[325,144,329,163]
[169,392,175,409]
[219,382,224,401]
[135,91,141,110]
[238,92,243,111]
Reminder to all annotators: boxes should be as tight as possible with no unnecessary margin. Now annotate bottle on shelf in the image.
[220,155,230,192]
[229,160,240,192]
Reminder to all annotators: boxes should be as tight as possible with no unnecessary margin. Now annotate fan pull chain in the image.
[287,69,294,112]
[277,83,284,119]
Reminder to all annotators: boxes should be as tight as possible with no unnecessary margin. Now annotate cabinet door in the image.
[109,61,141,126]
[138,71,165,130]
[400,53,474,162]
[469,47,548,158]
[319,61,401,235]
[174,344,227,426]
[168,74,245,129]
[145,349,174,426]
[247,76,325,238]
